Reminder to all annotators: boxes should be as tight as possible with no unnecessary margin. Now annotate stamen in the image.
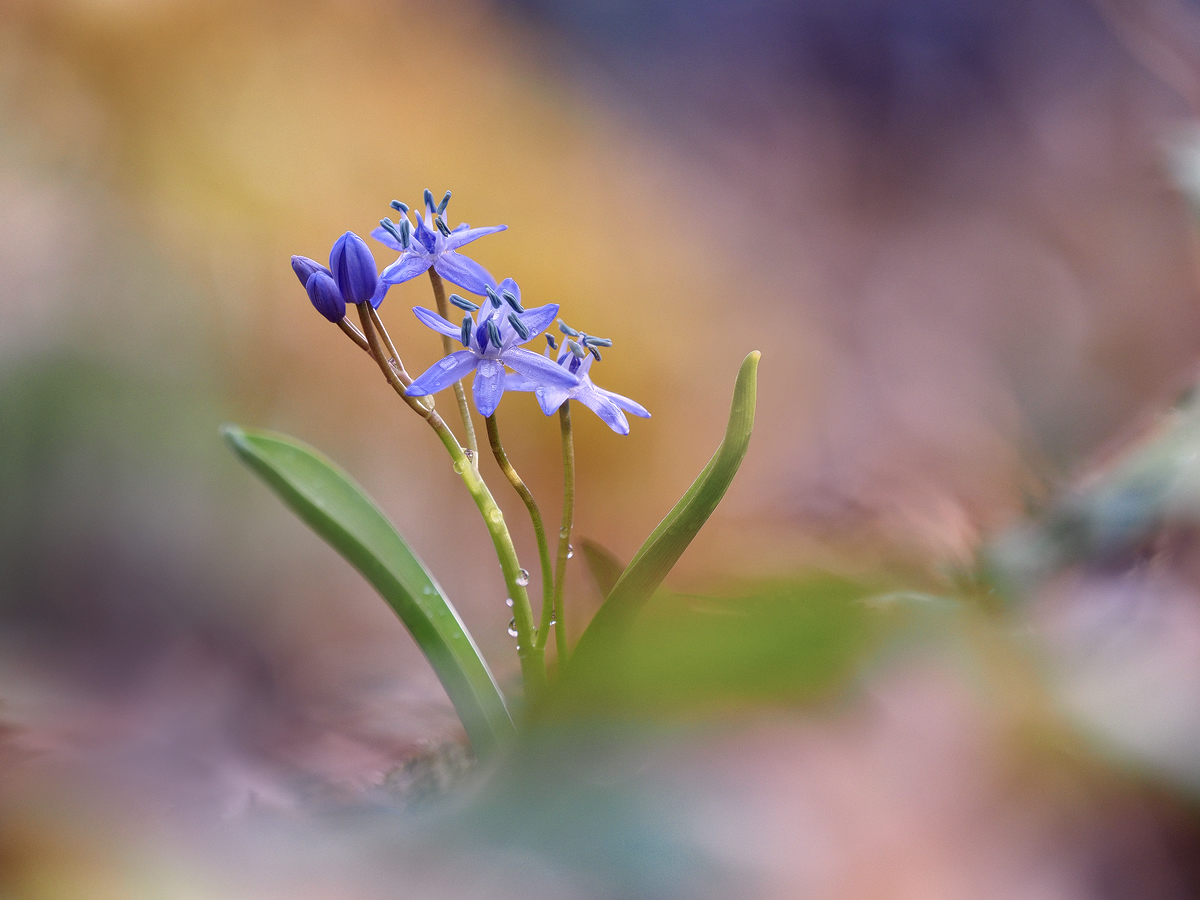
[461,315,473,347]
[379,217,404,244]
[485,286,503,309]
[399,219,411,249]
[508,312,530,340]
[589,346,602,361]
[390,199,409,214]
[567,339,586,359]
[450,293,480,312]
[435,216,451,237]
[502,290,524,313]
[545,334,558,350]
[582,335,612,347]
[558,319,579,337]
[437,190,451,214]
[423,188,436,213]
[486,318,502,348]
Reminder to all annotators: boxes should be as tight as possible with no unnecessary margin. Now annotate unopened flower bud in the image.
[329,232,379,306]
[305,271,346,323]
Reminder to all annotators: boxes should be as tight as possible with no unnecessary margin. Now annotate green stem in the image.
[356,303,546,697]
[552,402,575,664]
[485,414,555,659]
[428,269,478,460]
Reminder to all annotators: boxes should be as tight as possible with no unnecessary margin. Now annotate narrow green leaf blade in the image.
[570,351,760,664]
[221,425,515,757]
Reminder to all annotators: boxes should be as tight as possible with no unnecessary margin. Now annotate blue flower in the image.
[506,327,649,434]
[371,189,506,296]
[291,231,387,321]
[406,278,579,417]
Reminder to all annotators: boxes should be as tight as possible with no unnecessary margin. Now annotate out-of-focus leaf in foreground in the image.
[221,425,514,757]
[570,351,759,666]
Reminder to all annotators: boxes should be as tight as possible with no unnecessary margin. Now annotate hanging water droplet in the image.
[452,458,466,474]
[507,618,518,637]
[515,568,529,586]
[489,508,503,524]
[567,543,574,559]
[559,526,569,539]
[505,597,513,607]
[549,617,557,626]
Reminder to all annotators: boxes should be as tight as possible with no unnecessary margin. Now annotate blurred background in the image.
[6,0,1200,896]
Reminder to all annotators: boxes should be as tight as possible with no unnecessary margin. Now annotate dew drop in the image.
[507,618,518,637]
[549,617,557,626]
[559,527,569,539]
[452,458,466,474]
[387,357,398,368]
[515,568,529,586]
[422,585,434,596]
[567,544,574,559]
[505,597,513,608]
[439,357,459,370]
[463,448,474,462]
[489,508,503,524]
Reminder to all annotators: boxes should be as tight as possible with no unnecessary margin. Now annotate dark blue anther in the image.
[399,219,411,249]
[437,190,451,214]
[486,286,503,308]
[390,199,409,214]
[582,335,612,347]
[424,188,436,213]
[568,339,586,358]
[502,290,524,313]
[486,318,502,348]
[508,312,530,340]
[380,218,404,244]
[589,345,602,361]
[450,293,480,312]
[435,216,452,237]
[558,319,579,337]
[545,334,558,350]
[461,315,473,347]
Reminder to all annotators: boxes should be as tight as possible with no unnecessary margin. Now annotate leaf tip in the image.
[219,422,249,453]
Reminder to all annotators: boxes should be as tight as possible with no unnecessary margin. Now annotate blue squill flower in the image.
[506,324,649,434]
[406,278,578,417]
[291,231,387,320]
[371,190,506,296]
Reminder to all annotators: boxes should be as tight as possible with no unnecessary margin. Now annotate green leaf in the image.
[579,539,624,599]
[569,351,760,665]
[221,425,514,757]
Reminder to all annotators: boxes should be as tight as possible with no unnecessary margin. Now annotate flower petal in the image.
[329,232,380,306]
[407,350,479,396]
[435,252,497,296]
[578,390,631,434]
[381,252,432,285]
[412,306,462,339]
[291,255,330,287]
[504,372,539,393]
[370,225,405,252]
[414,215,438,253]
[599,386,650,418]
[472,358,506,417]
[535,386,571,416]
[444,223,507,250]
[503,347,580,388]
[514,303,559,344]
[305,271,346,323]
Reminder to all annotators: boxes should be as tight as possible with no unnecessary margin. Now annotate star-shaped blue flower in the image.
[291,231,387,320]
[406,278,579,417]
[371,189,506,297]
[506,328,650,434]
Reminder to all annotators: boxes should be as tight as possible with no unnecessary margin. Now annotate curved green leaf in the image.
[221,425,514,757]
[569,351,760,665]
[580,539,625,599]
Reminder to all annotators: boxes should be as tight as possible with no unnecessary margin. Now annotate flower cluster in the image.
[292,189,648,432]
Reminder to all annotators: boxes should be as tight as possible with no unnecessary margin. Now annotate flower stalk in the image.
[552,402,575,663]
[429,270,478,459]
[485,414,555,665]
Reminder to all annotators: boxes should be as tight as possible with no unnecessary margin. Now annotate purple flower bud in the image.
[305,271,346,323]
[291,255,328,288]
[329,232,379,306]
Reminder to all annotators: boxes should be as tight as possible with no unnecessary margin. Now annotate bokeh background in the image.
[6,0,1200,897]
